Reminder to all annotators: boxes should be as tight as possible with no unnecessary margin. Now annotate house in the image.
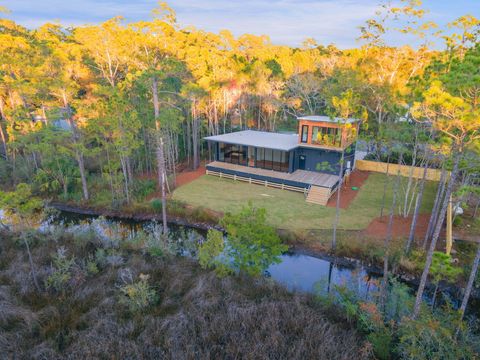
[204,116,361,205]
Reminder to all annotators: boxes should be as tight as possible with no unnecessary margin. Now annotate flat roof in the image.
[297,115,360,124]
[204,130,299,151]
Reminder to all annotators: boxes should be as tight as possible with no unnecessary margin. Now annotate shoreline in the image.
[46,201,478,301]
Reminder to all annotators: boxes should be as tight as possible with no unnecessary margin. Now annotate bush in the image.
[198,229,232,276]
[189,206,218,224]
[133,179,156,201]
[119,273,157,312]
[46,247,76,293]
[167,199,188,217]
[453,216,463,227]
[85,258,99,276]
[150,198,162,213]
[220,203,288,276]
[397,312,476,360]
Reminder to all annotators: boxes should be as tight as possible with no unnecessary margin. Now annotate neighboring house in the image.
[204,116,361,205]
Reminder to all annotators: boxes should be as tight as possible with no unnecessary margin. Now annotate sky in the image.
[2,0,480,48]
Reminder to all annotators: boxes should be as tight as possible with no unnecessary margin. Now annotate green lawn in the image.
[173,173,437,231]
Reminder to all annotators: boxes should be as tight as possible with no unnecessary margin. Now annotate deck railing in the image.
[206,169,308,194]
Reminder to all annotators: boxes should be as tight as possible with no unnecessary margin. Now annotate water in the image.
[268,253,380,301]
[2,208,478,320]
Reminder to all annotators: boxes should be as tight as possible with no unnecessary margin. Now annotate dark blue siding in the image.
[292,146,355,175]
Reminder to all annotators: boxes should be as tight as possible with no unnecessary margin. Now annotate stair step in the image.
[306,185,332,206]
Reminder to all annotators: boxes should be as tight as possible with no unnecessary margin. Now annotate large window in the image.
[256,147,289,172]
[218,143,289,172]
[311,126,340,147]
[220,143,247,165]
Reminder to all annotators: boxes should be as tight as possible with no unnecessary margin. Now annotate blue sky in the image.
[2,0,479,48]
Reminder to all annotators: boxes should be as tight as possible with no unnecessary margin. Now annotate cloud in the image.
[4,0,479,48]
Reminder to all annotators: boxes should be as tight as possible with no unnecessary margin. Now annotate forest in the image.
[0,0,480,359]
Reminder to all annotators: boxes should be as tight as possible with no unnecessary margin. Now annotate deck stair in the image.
[306,185,331,205]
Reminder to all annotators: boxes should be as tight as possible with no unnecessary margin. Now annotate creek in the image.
[2,208,478,321]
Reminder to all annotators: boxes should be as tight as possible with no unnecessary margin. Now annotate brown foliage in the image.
[0,229,372,359]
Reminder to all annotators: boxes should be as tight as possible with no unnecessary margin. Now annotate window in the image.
[254,147,289,172]
[312,127,322,144]
[310,126,340,147]
[239,145,247,166]
[301,125,308,143]
[272,150,282,171]
[218,142,225,161]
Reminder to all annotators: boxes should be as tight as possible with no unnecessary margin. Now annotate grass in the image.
[173,173,438,231]
[0,229,370,359]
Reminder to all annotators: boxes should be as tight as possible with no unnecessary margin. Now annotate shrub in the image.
[133,179,156,201]
[85,258,99,276]
[397,312,476,360]
[167,199,188,217]
[220,203,288,276]
[144,234,165,258]
[453,216,462,227]
[46,247,75,293]
[119,273,157,312]
[198,229,232,276]
[150,198,162,213]
[189,206,218,224]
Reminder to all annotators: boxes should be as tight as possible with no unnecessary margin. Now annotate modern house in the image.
[204,116,361,205]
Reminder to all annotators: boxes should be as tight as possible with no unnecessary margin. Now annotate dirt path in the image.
[175,165,206,188]
[363,214,432,239]
[326,170,370,209]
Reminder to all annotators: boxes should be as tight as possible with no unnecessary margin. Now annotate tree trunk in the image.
[413,149,461,318]
[75,150,89,201]
[332,151,345,251]
[406,156,429,254]
[380,154,402,310]
[192,102,199,170]
[431,282,439,310]
[64,95,89,201]
[423,166,447,250]
[459,244,480,321]
[152,76,168,235]
[403,142,418,217]
[23,235,40,292]
[120,155,130,204]
[380,154,390,218]
[0,97,8,159]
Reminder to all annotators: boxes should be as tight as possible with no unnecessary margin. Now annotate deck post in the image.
[234,174,237,181]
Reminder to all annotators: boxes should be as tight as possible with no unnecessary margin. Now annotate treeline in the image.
[0,2,478,210]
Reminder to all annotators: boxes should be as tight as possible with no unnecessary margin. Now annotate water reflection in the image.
[267,254,380,301]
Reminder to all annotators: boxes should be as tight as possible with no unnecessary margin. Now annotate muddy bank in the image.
[48,202,224,233]
[46,202,480,303]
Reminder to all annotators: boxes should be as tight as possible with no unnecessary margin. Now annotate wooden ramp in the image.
[306,185,332,205]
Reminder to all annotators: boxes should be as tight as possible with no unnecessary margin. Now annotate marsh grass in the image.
[0,229,372,359]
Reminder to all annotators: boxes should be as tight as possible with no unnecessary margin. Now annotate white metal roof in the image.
[297,115,360,124]
[204,130,299,151]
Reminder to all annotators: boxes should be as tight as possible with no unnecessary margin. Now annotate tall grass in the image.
[0,229,371,359]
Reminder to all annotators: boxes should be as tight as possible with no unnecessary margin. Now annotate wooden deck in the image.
[206,161,338,189]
